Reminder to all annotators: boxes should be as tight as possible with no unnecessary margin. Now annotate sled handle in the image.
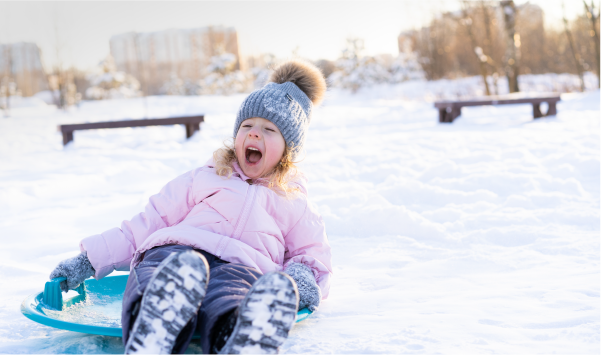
[43,277,87,311]
[296,308,313,323]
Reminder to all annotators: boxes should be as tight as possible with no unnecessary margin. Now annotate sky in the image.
[0,0,595,72]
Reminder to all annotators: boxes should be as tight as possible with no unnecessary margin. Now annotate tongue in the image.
[248,150,262,163]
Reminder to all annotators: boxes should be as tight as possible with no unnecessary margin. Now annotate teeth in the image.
[248,147,259,151]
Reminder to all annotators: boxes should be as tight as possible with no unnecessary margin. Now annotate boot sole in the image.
[125,250,209,354]
[219,272,299,354]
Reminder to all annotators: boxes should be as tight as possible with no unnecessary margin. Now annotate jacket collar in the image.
[205,158,251,181]
[204,158,308,195]
[232,160,252,181]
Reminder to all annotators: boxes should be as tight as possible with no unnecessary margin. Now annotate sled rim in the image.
[21,274,312,337]
[21,290,124,337]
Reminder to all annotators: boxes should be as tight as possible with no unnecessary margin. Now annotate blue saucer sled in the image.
[21,275,312,338]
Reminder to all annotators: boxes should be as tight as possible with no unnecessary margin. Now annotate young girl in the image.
[49,60,332,354]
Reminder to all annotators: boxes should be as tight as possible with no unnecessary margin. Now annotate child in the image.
[49,60,332,354]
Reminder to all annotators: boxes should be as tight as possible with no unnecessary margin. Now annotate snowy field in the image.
[0,76,599,354]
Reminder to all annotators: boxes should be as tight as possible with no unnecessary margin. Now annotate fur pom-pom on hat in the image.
[234,59,327,158]
[268,59,327,106]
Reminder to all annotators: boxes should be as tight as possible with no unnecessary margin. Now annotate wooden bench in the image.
[58,115,204,146]
[434,94,561,123]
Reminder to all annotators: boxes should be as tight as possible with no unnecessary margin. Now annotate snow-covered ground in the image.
[0,76,599,354]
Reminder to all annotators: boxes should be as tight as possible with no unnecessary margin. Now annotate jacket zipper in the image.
[233,184,256,239]
[215,184,256,256]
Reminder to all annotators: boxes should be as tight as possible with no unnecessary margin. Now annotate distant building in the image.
[0,42,48,96]
[110,26,240,95]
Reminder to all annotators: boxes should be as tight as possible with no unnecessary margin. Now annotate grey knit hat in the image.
[234,60,327,158]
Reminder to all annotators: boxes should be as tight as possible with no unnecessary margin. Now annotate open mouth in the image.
[245,147,263,164]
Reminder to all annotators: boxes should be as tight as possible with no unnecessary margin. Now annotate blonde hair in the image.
[213,140,302,198]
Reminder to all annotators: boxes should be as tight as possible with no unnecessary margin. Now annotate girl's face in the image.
[235,117,286,179]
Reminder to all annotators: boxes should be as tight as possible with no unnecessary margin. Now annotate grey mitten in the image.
[284,262,321,312]
[49,252,95,292]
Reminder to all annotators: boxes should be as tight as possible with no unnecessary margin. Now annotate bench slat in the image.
[434,96,560,109]
[58,115,204,146]
[59,116,204,133]
[435,95,561,123]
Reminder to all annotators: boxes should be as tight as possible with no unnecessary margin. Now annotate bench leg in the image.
[547,102,557,116]
[62,131,73,146]
[450,107,461,123]
[533,102,557,119]
[438,108,447,123]
[185,122,200,138]
[439,107,459,123]
[532,103,542,119]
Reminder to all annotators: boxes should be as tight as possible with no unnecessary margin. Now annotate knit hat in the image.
[234,60,326,158]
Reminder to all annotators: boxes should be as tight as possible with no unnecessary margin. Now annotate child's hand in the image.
[284,262,321,312]
[49,252,95,292]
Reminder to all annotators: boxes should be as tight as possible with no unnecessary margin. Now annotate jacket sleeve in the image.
[283,200,333,299]
[80,169,199,279]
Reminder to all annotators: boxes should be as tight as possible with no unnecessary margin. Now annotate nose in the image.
[248,126,261,139]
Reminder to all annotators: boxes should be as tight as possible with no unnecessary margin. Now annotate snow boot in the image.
[217,272,299,354]
[124,250,209,354]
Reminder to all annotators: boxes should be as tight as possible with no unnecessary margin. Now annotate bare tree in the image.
[501,0,520,93]
[134,33,149,118]
[1,45,13,116]
[1,4,12,117]
[51,5,64,108]
[404,1,595,86]
[583,0,600,87]
[480,1,496,63]
[460,2,491,95]
[480,1,500,94]
[563,2,586,91]
[48,5,80,109]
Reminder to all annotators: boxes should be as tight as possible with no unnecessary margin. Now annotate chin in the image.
[238,162,261,179]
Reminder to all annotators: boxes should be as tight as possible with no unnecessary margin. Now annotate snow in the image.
[199,53,252,95]
[0,75,598,354]
[85,55,141,100]
[328,39,425,91]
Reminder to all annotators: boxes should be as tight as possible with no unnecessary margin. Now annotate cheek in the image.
[234,133,245,155]
[265,136,286,165]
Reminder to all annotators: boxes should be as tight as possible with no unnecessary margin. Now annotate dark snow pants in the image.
[121,244,263,354]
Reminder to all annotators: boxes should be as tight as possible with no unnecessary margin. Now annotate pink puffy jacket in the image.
[80,160,332,299]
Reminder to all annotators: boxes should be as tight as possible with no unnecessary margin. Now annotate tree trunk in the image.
[3,45,13,117]
[583,0,600,88]
[501,1,520,93]
[460,4,491,96]
[464,22,490,96]
[563,5,585,91]
[1,78,9,117]
[481,1,499,95]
